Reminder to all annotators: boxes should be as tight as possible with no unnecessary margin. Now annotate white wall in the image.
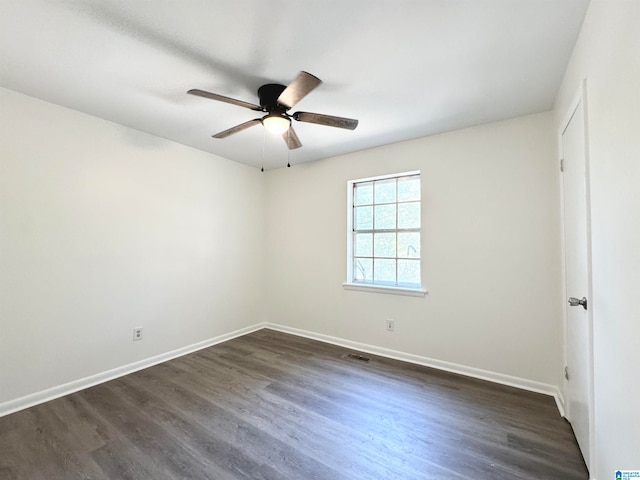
[0,88,265,407]
[265,112,563,387]
[554,1,640,477]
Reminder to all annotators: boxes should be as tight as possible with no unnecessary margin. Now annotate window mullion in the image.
[395,178,399,285]
[372,181,376,283]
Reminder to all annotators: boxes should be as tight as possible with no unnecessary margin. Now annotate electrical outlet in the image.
[386,319,395,332]
[133,327,143,341]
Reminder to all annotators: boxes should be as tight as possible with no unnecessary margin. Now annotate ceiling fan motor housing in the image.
[258,84,288,112]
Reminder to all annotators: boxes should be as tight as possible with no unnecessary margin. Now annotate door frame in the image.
[557,78,595,473]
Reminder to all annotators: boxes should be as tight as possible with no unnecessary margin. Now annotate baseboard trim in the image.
[1,321,565,419]
[555,390,567,418]
[0,323,265,418]
[265,323,564,412]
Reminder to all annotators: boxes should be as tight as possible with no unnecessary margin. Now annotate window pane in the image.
[374,232,396,258]
[398,202,420,229]
[374,258,396,283]
[354,233,372,257]
[354,206,373,230]
[354,257,372,283]
[398,176,420,202]
[397,259,420,285]
[349,173,421,290]
[354,182,373,206]
[374,179,396,204]
[374,204,396,229]
[397,232,420,258]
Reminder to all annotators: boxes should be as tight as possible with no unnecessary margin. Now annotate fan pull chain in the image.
[287,129,291,168]
[261,128,266,172]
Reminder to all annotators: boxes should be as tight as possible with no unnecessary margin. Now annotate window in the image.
[345,171,425,296]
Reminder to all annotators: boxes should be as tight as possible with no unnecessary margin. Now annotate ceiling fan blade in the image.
[212,119,261,138]
[188,89,262,111]
[277,71,322,109]
[282,126,302,150]
[293,111,359,130]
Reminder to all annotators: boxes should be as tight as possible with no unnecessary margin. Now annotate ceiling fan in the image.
[187,71,358,150]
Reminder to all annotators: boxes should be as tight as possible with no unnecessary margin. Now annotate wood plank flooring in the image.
[0,329,588,479]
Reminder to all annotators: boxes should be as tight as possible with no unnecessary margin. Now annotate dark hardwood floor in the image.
[0,329,588,479]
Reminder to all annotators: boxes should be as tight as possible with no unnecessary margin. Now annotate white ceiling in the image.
[0,0,589,170]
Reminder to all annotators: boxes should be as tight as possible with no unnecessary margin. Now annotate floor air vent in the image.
[346,353,370,362]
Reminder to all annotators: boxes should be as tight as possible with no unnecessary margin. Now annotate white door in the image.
[561,92,592,470]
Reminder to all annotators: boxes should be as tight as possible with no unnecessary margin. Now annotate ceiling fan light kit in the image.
[262,114,291,135]
[188,71,358,152]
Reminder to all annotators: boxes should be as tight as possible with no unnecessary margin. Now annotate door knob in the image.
[568,296,588,310]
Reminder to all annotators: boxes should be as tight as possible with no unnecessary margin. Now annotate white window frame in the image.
[343,171,427,297]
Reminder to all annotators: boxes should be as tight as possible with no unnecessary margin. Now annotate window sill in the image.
[342,282,428,298]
